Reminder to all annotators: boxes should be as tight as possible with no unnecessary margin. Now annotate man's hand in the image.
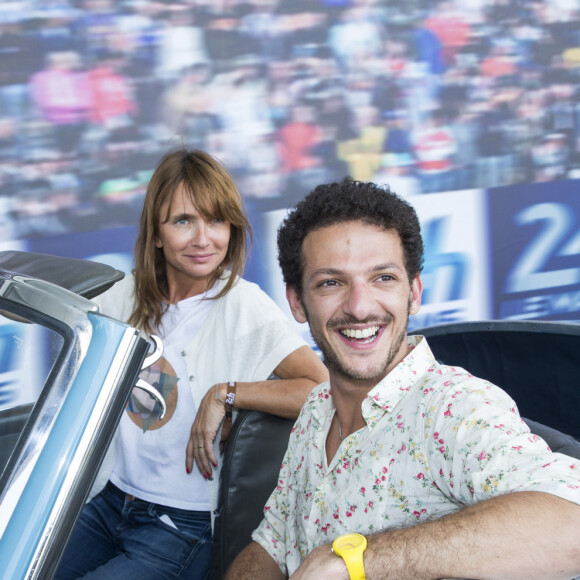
[226,541,286,579]
[289,544,349,580]
[185,383,225,478]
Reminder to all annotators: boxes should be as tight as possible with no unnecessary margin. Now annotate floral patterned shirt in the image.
[252,335,580,576]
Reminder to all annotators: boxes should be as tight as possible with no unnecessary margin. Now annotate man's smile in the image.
[339,325,381,343]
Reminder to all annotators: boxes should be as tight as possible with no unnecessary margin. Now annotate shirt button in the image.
[189,375,194,381]
[181,351,186,357]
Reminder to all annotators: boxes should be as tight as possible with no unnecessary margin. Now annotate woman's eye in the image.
[174,217,188,225]
[212,217,225,224]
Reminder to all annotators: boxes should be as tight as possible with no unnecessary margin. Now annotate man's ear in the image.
[409,275,423,316]
[286,285,308,323]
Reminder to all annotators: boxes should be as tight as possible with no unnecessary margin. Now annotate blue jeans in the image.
[56,482,212,580]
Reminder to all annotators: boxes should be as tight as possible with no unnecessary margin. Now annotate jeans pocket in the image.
[151,507,211,544]
[119,508,212,579]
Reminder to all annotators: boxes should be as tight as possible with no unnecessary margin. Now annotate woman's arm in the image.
[219,345,329,418]
[186,345,328,477]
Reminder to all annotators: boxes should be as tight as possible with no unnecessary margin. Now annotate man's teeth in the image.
[341,326,380,339]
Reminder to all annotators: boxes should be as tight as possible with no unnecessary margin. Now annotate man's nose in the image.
[342,280,375,321]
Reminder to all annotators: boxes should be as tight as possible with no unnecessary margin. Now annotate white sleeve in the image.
[222,280,308,381]
[91,274,136,323]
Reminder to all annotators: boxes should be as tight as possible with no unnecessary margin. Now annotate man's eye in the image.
[377,274,394,282]
[319,280,338,287]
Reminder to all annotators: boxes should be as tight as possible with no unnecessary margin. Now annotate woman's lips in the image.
[185,253,214,262]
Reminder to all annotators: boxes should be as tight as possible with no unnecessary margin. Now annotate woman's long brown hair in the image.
[129,149,252,334]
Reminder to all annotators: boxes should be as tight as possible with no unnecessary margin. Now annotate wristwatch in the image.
[331,533,367,580]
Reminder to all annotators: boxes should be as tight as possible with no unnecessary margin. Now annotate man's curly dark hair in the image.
[277,178,424,297]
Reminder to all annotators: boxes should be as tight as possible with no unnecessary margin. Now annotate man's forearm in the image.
[361,491,580,580]
[226,541,286,580]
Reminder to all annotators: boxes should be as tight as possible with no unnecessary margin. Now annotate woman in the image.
[56,149,328,579]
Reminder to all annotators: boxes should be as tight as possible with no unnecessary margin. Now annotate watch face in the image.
[335,534,366,551]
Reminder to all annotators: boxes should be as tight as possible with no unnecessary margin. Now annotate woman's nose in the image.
[191,223,209,246]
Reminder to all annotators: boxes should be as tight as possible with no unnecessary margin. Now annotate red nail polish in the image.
[186,467,191,474]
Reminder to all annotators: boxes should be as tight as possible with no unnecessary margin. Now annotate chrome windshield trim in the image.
[26,327,146,579]
[0,269,154,579]
[0,273,94,525]
[0,267,153,579]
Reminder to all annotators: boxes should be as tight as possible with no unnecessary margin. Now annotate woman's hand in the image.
[185,383,226,478]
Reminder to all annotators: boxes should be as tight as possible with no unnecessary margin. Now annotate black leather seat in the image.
[0,250,124,299]
[210,410,294,579]
[210,320,580,577]
[209,410,294,579]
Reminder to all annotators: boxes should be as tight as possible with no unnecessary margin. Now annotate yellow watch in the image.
[332,533,367,580]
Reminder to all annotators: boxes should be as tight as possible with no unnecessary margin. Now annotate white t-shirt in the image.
[109,284,218,511]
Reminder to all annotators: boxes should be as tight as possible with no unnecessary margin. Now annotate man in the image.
[227,178,580,580]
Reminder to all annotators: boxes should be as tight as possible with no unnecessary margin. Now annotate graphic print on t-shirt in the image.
[127,356,178,432]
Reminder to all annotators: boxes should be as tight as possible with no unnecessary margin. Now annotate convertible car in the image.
[0,251,163,580]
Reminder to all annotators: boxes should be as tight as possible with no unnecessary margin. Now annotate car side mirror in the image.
[132,335,166,420]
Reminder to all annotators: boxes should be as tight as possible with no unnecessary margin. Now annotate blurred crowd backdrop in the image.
[2,0,580,333]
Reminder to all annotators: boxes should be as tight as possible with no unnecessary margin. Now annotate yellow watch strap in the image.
[332,533,367,580]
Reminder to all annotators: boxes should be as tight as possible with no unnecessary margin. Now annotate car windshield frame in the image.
[0,265,151,580]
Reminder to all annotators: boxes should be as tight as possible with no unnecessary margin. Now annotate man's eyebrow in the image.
[311,268,343,277]
[372,263,405,272]
[310,263,404,277]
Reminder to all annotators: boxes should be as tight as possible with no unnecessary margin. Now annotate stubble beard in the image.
[306,305,411,384]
